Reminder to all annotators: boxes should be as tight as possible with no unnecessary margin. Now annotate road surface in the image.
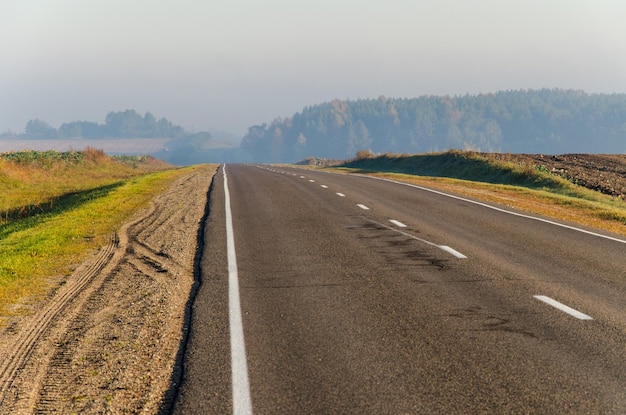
[174,164,626,414]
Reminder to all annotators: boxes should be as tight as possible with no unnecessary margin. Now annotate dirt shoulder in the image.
[0,165,216,414]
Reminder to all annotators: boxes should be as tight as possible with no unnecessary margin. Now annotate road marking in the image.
[367,218,467,259]
[534,295,593,320]
[309,179,315,183]
[389,219,407,228]
[438,245,468,259]
[357,204,370,210]
[321,185,328,188]
[223,166,254,415]
[336,192,346,197]
[300,176,306,179]
[365,175,626,245]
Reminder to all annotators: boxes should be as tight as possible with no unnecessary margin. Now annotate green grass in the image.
[1,149,84,165]
[0,168,203,320]
[342,150,568,191]
[0,149,211,323]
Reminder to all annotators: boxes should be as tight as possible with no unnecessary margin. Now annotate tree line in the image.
[4,110,187,139]
[240,89,626,162]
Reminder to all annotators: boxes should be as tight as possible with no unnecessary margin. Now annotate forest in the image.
[240,89,626,162]
[6,110,187,140]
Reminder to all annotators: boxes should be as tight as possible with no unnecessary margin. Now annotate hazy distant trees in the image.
[25,119,58,139]
[58,121,101,138]
[19,110,187,139]
[240,89,626,162]
[101,110,185,138]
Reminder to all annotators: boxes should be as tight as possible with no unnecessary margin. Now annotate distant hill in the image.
[240,89,626,162]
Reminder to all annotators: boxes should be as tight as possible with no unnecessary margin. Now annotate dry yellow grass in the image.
[0,148,169,221]
[367,172,626,237]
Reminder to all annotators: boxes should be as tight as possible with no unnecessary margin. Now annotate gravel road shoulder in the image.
[0,165,216,414]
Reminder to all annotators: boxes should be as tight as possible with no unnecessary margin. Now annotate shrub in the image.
[355,149,374,160]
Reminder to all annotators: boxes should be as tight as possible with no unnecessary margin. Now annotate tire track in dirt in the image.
[0,166,216,414]
[0,234,119,402]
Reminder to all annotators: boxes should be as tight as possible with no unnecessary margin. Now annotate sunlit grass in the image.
[0,148,169,220]
[0,149,213,324]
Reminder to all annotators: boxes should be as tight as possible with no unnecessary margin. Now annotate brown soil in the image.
[0,166,216,414]
[482,153,626,199]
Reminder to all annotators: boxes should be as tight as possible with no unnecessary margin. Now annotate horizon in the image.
[3,1,626,136]
[2,88,624,138]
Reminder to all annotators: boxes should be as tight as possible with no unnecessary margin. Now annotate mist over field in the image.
[2,89,625,165]
[3,1,626,163]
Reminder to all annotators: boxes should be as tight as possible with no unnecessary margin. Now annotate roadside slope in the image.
[0,165,216,413]
[338,151,626,236]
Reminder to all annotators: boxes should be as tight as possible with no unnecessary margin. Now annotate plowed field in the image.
[483,153,626,199]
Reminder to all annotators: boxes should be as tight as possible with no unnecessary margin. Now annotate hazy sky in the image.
[2,0,626,136]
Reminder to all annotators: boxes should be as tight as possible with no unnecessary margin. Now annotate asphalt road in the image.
[173,164,626,414]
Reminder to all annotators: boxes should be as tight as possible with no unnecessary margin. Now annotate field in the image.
[467,153,625,200]
[0,138,169,155]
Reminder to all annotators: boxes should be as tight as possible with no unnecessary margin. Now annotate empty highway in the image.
[174,164,626,414]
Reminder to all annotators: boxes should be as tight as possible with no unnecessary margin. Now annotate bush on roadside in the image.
[355,149,374,160]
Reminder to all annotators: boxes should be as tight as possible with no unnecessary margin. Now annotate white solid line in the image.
[357,204,370,210]
[389,219,407,228]
[321,185,328,188]
[336,192,346,197]
[534,295,593,320]
[223,166,254,415]
[365,175,626,245]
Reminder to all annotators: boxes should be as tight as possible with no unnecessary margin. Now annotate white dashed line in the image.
[389,219,407,228]
[309,179,315,183]
[534,295,593,320]
[366,219,467,259]
[336,193,346,197]
[321,185,328,189]
[438,245,468,259]
[357,204,370,210]
[300,176,306,179]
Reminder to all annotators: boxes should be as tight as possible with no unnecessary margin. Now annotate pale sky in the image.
[2,0,626,136]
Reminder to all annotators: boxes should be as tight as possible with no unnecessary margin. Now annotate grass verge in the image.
[341,150,569,191]
[334,151,626,237]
